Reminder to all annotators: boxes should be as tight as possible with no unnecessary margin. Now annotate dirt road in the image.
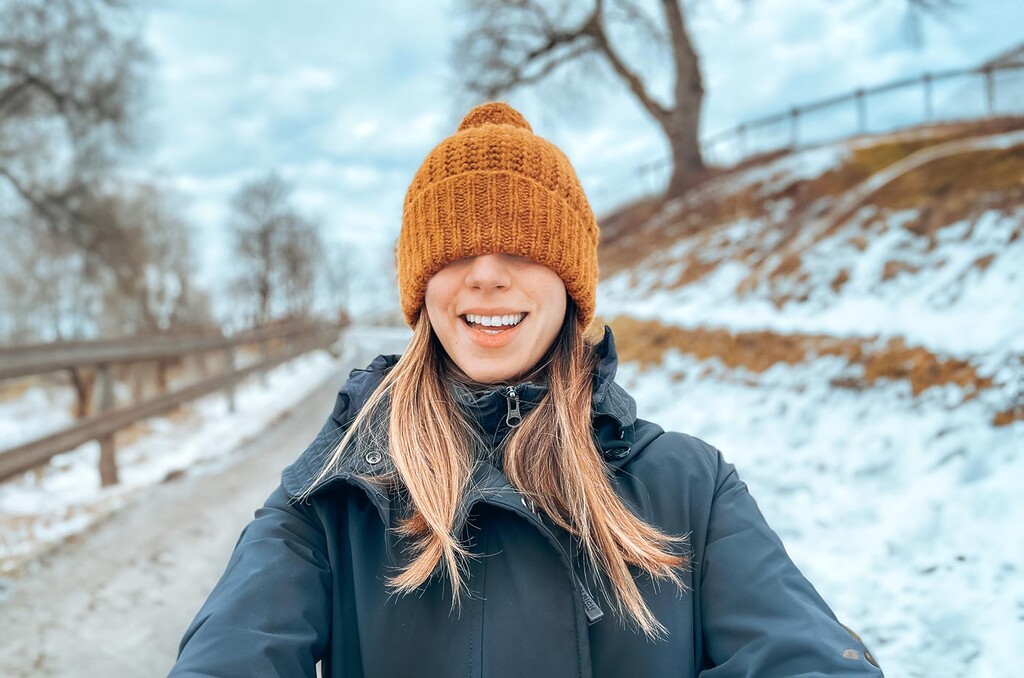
[0,328,408,677]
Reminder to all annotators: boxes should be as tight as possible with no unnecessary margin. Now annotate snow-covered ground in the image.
[616,351,1022,677]
[0,327,413,573]
[599,207,1024,357]
[599,131,1024,677]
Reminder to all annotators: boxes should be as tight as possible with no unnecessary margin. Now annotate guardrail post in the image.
[156,359,169,395]
[97,363,119,487]
[922,73,933,121]
[855,89,867,134]
[69,366,92,419]
[223,346,237,413]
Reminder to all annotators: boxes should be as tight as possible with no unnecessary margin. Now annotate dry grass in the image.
[593,119,1024,311]
[600,315,996,398]
[882,260,921,282]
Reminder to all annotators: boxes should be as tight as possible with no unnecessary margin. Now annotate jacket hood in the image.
[282,324,638,501]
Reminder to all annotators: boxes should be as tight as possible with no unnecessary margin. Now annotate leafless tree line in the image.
[0,0,342,343]
[226,172,348,329]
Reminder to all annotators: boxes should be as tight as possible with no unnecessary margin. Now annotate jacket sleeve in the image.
[698,449,883,677]
[169,483,331,677]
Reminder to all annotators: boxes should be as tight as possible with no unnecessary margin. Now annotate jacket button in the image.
[364,450,383,465]
[604,446,630,460]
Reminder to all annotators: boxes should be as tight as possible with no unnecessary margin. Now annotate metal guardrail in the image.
[0,321,325,381]
[591,59,1024,208]
[0,321,342,483]
[698,62,1024,166]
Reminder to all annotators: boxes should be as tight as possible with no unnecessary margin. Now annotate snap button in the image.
[604,446,631,460]
[842,649,860,660]
[364,450,383,465]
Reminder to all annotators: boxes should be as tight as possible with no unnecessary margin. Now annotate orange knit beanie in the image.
[396,101,599,329]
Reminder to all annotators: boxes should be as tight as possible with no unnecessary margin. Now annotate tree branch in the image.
[588,0,668,123]
[658,0,703,109]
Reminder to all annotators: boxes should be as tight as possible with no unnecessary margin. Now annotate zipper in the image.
[505,492,604,625]
[498,387,603,623]
[504,386,523,428]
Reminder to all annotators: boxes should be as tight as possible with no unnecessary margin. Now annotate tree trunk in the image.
[661,0,705,198]
[665,103,705,197]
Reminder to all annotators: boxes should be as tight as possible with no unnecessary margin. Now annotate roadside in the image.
[0,326,409,677]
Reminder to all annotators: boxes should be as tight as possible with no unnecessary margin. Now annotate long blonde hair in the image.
[302,302,688,637]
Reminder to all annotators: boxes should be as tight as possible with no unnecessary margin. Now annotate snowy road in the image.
[0,327,410,677]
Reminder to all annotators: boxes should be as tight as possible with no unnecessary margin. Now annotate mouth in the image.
[459,312,528,335]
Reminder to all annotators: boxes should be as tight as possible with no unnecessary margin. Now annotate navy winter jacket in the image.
[171,326,883,677]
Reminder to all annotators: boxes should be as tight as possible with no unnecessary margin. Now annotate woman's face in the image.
[425,253,567,384]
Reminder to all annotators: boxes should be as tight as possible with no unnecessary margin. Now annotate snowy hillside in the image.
[596,119,1024,678]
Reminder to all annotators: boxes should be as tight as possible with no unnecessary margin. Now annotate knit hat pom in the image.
[457,102,533,133]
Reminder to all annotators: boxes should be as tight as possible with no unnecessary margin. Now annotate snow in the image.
[617,350,1023,678]
[0,342,359,572]
[600,207,1024,356]
[596,132,1024,677]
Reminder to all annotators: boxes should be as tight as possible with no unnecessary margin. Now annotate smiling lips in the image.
[459,312,528,347]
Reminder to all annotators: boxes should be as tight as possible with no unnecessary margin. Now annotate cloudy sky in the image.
[137,0,1023,317]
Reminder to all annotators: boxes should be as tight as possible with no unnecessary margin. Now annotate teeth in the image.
[465,313,524,327]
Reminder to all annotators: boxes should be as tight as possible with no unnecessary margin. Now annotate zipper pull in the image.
[580,585,605,624]
[505,386,523,428]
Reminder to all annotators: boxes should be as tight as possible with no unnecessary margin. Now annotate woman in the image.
[171,102,883,677]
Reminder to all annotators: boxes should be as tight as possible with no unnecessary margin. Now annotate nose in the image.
[463,254,511,292]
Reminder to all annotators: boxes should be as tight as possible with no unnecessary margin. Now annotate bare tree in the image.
[0,181,211,342]
[228,173,324,327]
[278,213,324,320]
[318,241,352,326]
[0,0,149,233]
[96,183,212,336]
[455,0,705,196]
[454,0,953,198]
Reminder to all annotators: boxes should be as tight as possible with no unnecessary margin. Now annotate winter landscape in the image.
[1,1,1022,677]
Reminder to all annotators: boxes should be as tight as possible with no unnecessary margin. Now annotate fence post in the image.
[789,108,800,150]
[922,73,933,121]
[737,124,748,160]
[97,363,119,487]
[983,66,995,116]
[855,88,867,134]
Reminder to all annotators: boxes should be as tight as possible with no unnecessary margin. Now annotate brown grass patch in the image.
[831,269,850,293]
[669,256,718,289]
[601,315,996,397]
[993,404,1024,427]
[871,146,1024,212]
[882,260,921,281]
[972,254,996,272]
[597,117,1024,284]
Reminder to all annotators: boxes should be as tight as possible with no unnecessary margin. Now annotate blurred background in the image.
[0,0,1021,676]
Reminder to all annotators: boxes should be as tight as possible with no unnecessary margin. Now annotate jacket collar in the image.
[281,324,638,502]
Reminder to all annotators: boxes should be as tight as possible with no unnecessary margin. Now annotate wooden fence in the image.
[0,320,342,484]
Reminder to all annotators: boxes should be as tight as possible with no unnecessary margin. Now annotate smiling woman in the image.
[169,102,884,678]
[425,253,566,382]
